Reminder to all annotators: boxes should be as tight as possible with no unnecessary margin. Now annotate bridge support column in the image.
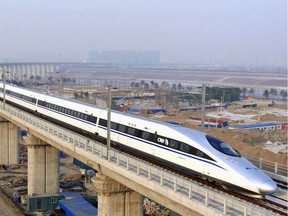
[92,173,143,216]
[24,134,59,196]
[0,117,19,164]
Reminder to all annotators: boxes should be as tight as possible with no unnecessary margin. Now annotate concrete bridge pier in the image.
[24,134,59,196]
[0,116,19,164]
[92,173,143,216]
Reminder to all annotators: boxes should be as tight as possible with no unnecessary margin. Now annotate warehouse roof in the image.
[229,122,280,129]
[58,193,97,216]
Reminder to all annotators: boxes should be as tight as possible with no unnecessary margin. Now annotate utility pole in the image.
[3,66,10,110]
[106,85,112,160]
[56,68,64,96]
[201,84,206,132]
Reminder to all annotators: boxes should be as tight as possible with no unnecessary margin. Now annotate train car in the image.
[0,83,277,197]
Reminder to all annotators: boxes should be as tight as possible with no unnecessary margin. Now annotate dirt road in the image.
[0,190,22,216]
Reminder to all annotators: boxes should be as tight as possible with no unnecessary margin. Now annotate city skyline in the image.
[0,0,286,67]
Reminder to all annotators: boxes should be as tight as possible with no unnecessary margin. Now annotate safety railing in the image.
[245,155,287,177]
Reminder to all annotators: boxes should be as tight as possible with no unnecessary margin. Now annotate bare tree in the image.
[280,90,287,100]
[263,89,269,98]
[248,88,254,96]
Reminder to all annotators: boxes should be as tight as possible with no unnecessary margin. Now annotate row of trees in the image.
[241,87,287,100]
[262,89,287,99]
[130,80,196,92]
[130,80,288,101]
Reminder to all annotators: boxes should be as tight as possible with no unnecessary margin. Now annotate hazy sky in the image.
[0,0,286,65]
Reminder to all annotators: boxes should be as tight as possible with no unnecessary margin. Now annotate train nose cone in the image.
[259,180,277,194]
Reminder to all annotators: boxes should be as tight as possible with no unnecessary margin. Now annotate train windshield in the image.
[206,135,241,157]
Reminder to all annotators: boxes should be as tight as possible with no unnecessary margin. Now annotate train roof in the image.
[1,83,207,139]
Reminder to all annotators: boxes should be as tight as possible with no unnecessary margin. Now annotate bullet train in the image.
[0,82,277,197]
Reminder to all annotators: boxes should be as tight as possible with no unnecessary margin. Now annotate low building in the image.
[229,122,282,130]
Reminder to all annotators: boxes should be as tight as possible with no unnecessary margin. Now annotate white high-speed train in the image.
[0,83,277,197]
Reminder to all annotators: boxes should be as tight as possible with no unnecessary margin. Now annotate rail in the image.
[0,103,283,216]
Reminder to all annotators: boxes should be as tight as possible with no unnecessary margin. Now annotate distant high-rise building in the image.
[89,50,101,63]
[89,50,160,65]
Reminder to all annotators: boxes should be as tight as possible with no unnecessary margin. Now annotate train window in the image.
[206,135,241,157]
[99,119,107,127]
[194,149,214,161]
[90,116,97,123]
[127,127,137,135]
[83,114,88,120]
[203,153,214,161]
[134,129,142,138]
[141,131,150,140]
[87,115,91,121]
[170,140,180,150]
[80,113,84,119]
[180,143,190,153]
[188,146,197,155]
[111,122,118,130]
[119,125,126,133]
[196,150,204,157]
